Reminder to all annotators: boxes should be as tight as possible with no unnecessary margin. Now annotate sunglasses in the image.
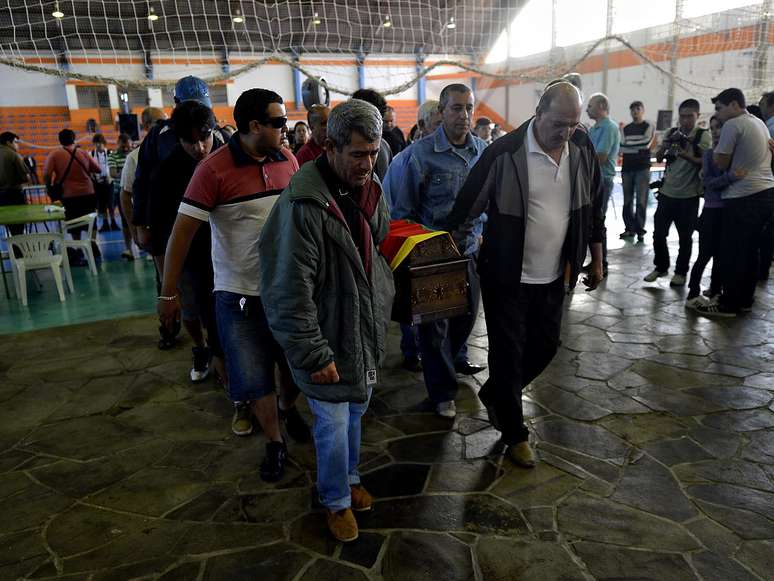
[260,116,288,129]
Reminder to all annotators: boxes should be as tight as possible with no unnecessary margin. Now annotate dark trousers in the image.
[719,188,774,310]
[399,324,419,359]
[759,220,774,280]
[687,207,723,298]
[479,277,564,445]
[622,168,651,235]
[95,181,114,215]
[0,187,25,236]
[653,194,700,275]
[417,259,480,404]
[62,194,97,239]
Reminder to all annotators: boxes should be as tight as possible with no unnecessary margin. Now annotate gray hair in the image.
[327,99,383,149]
[588,92,609,111]
[417,100,440,126]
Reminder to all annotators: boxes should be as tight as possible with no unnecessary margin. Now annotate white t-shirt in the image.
[120,148,139,193]
[715,112,774,199]
[521,119,572,284]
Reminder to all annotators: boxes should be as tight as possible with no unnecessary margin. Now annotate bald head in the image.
[537,82,583,115]
[308,104,330,145]
[534,82,582,153]
[586,92,609,121]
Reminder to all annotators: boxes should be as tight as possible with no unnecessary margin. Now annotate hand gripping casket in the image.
[380,219,470,325]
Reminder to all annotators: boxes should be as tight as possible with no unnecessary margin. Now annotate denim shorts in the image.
[215,291,285,403]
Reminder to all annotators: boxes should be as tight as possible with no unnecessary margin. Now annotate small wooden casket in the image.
[381,220,470,325]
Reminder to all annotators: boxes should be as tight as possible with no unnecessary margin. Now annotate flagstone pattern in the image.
[1,242,773,580]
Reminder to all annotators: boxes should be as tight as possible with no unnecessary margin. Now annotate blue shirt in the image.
[589,117,620,180]
[383,127,488,255]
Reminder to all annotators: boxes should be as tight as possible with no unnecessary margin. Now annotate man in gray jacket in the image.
[260,99,394,543]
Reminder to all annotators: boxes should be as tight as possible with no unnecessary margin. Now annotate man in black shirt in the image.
[148,101,224,385]
[620,101,654,242]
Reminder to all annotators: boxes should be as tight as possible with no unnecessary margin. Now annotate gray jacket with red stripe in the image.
[446,118,605,290]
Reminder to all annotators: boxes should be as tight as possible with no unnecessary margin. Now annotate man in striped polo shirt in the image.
[619,101,655,242]
[157,88,310,482]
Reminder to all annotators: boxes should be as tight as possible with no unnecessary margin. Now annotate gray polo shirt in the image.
[715,112,774,199]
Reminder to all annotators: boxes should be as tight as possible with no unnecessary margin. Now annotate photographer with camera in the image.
[644,99,711,287]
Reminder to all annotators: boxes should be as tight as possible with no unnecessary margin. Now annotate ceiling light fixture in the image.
[232,9,244,23]
[446,16,456,30]
[52,1,64,18]
[312,11,321,25]
[147,6,159,21]
[383,15,392,28]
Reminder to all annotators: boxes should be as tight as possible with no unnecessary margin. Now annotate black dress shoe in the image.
[402,356,423,372]
[260,440,287,482]
[454,361,486,375]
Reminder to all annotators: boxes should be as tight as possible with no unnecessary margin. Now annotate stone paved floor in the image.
[1,239,774,580]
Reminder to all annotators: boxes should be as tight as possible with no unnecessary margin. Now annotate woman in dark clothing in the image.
[148,101,225,385]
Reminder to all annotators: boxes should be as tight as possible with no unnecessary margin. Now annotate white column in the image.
[107,84,120,109]
[65,84,79,109]
[148,88,163,108]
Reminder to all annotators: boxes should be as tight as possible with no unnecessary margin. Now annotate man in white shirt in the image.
[446,82,605,467]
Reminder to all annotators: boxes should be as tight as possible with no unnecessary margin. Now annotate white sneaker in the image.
[685,296,708,310]
[643,269,668,282]
[670,274,686,287]
[436,400,457,419]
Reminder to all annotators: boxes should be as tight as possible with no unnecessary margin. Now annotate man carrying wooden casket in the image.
[259,99,394,543]
[446,82,606,468]
[383,83,488,419]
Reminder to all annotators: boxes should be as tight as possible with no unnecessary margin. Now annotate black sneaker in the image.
[402,356,423,372]
[280,405,311,443]
[694,303,737,318]
[260,440,287,482]
[158,322,179,350]
[190,346,211,383]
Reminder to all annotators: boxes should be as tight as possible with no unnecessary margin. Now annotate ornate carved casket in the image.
[381,220,470,325]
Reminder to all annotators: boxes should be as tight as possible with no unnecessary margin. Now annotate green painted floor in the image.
[0,251,157,335]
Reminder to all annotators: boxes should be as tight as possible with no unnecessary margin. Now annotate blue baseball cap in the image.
[174,76,212,108]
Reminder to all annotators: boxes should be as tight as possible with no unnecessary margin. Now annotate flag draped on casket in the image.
[380,219,448,271]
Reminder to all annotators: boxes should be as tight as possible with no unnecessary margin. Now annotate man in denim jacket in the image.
[383,84,488,418]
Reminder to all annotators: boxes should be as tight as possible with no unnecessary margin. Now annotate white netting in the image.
[0,1,772,96]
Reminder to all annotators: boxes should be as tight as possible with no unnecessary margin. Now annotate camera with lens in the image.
[662,129,690,164]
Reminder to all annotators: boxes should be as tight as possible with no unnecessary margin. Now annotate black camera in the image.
[662,129,690,164]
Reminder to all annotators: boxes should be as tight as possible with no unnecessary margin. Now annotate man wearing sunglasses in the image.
[158,88,309,483]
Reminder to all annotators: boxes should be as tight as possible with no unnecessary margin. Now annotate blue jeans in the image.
[417,258,480,404]
[215,291,283,403]
[307,388,372,511]
[622,168,651,235]
[600,177,614,267]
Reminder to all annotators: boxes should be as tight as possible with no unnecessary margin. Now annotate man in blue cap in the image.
[132,76,226,350]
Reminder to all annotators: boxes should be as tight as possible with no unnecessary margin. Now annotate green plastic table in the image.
[0,204,67,299]
[0,204,65,226]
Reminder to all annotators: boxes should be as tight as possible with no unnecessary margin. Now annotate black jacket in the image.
[446,118,605,290]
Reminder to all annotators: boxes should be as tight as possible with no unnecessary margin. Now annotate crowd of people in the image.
[1,73,772,543]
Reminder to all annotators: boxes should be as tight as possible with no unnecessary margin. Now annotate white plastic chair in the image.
[8,233,67,306]
[63,212,98,276]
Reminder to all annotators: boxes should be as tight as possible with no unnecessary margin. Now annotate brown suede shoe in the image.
[507,441,536,468]
[350,484,373,512]
[326,508,358,542]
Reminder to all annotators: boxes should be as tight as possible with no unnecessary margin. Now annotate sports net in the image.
[0,0,772,97]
